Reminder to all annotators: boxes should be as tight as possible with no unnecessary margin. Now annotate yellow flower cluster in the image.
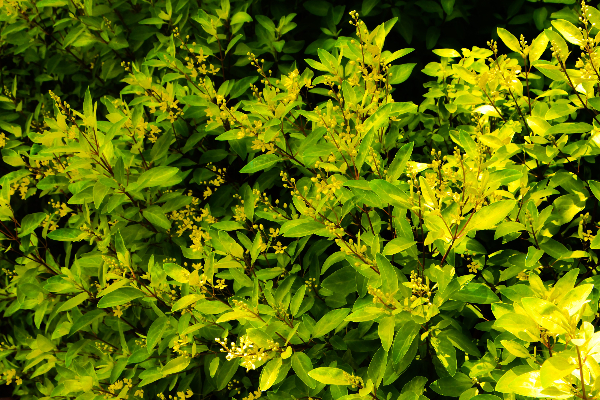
[149,96,184,124]
[0,0,21,16]
[41,214,58,232]
[189,225,212,253]
[273,241,287,254]
[583,230,595,242]
[95,341,114,353]
[49,199,72,217]
[102,255,126,279]
[227,379,241,394]
[467,261,481,274]
[0,340,16,351]
[214,279,227,290]
[406,271,432,303]
[367,285,398,310]
[215,335,276,371]
[305,277,318,290]
[172,335,192,357]
[28,158,68,180]
[233,204,246,222]
[242,390,262,400]
[158,389,193,400]
[107,378,133,395]
[1,266,16,279]
[517,271,529,281]
[1,368,22,385]
[251,138,276,154]
[310,174,343,201]
[112,303,129,318]
[343,371,364,389]
[167,196,204,236]
[10,176,31,200]
[335,237,368,258]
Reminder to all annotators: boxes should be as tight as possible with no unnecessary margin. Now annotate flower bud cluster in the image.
[215,335,271,371]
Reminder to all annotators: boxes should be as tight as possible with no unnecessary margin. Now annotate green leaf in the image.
[545,103,577,120]
[507,371,545,397]
[497,27,521,53]
[546,122,592,135]
[292,352,317,389]
[139,18,166,25]
[468,200,516,231]
[431,335,456,376]
[441,0,454,14]
[588,180,600,200]
[382,237,416,255]
[387,142,413,182]
[521,297,569,334]
[147,317,169,351]
[37,0,68,7]
[556,284,593,316]
[209,357,219,377]
[452,283,499,304]
[93,180,110,209]
[240,154,279,173]
[540,355,576,388]
[551,19,583,45]
[142,206,172,230]
[368,347,388,388]
[215,359,240,390]
[430,372,473,397]
[392,321,420,363]
[134,166,179,190]
[18,212,47,237]
[500,340,530,358]
[69,309,106,335]
[443,329,481,357]
[211,221,244,231]
[378,316,395,352]
[432,49,461,58]
[321,267,356,295]
[47,228,85,242]
[494,313,540,342]
[259,358,282,391]
[591,233,600,249]
[290,285,307,316]
[163,263,190,283]
[376,253,398,295]
[56,292,89,313]
[308,367,349,385]
[312,308,351,338]
[459,129,477,159]
[172,294,203,312]
[255,15,275,32]
[231,11,252,25]
[97,287,145,308]
[529,31,549,63]
[544,28,569,61]
[321,252,346,275]
[318,48,340,75]
[162,356,190,376]
[281,219,325,237]
[303,0,330,16]
[370,179,411,208]
[388,63,417,84]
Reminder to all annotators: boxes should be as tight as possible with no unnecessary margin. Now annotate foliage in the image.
[2,0,600,400]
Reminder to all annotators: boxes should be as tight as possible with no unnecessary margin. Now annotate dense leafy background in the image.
[2,1,600,400]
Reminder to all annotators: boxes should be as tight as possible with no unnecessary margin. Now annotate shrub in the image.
[2,1,600,400]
